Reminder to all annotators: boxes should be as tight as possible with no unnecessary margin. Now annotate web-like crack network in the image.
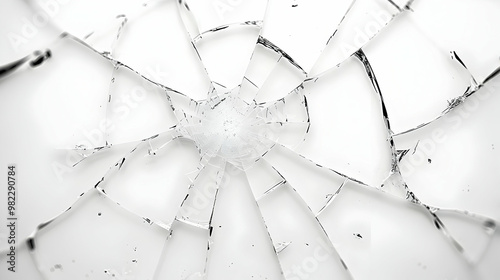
[1,0,500,279]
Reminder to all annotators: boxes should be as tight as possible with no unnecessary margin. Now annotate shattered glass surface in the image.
[1,0,500,279]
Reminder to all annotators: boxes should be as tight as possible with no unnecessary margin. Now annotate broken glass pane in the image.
[1,0,500,279]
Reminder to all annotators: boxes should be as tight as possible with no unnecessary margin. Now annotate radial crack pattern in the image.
[0,0,499,280]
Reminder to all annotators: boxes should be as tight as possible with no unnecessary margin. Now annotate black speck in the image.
[427,158,432,163]
[27,238,36,250]
[434,220,441,230]
[353,233,363,239]
[292,4,298,7]
[97,212,102,216]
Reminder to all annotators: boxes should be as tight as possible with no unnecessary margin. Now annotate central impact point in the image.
[190,95,275,164]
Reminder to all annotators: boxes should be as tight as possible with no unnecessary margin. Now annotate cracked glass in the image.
[1,0,500,279]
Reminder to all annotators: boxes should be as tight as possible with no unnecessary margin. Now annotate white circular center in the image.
[191,95,275,163]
